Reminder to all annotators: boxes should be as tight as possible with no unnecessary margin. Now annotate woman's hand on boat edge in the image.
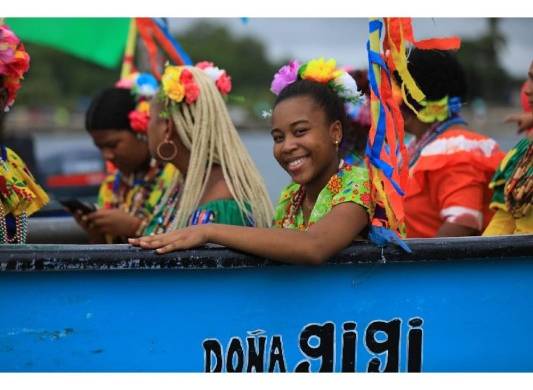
[128,225,210,253]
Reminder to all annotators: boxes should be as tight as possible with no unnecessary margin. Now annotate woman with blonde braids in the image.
[141,61,273,235]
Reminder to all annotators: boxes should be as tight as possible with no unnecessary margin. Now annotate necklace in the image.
[0,146,29,244]
[280,159,345,230]
[0,203,27,244]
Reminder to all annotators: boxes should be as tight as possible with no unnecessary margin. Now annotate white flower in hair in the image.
[333,71,362,103]
[202,66,225,82]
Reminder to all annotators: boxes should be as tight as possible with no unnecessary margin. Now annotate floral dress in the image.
[273,161,373,232]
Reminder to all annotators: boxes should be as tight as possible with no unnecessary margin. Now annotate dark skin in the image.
[146,100,233,204]
[129,95,369,264]
[73,129,152,243]
[402,105,480,237]
[505,61,533,134]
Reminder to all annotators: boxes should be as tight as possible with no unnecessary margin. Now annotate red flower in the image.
[216,72,232,95]
[360,193,371,205]
[180,69,194,84]
[184,82,200,104]
[196,61,214,70]
[128,110,149,133]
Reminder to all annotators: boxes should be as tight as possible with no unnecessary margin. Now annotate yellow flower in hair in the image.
[136,101,150,114]
[301,58,341,84]
[162,66,185,102]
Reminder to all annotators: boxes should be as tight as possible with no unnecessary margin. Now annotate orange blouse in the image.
[404,127,504,238]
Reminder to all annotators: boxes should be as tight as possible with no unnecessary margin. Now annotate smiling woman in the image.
[130,58,381,265]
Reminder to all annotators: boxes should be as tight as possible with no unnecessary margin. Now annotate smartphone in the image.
[59,198,97,215]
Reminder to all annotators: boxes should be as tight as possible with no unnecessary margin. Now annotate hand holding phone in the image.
[59,198,97,215]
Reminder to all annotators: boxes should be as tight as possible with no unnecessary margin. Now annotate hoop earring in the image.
[157,139,178,161]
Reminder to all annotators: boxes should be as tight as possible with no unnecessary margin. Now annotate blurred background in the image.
[2,17,532,208]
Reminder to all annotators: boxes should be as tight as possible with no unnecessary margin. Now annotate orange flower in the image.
[327,176,342,194]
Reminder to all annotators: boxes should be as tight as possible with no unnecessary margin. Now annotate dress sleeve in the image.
[430,162,487,230]
[331,166,373,216]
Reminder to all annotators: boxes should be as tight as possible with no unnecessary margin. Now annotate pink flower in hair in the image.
[216,72,232,95]
[196,61,214,70]
[270,60,300,95]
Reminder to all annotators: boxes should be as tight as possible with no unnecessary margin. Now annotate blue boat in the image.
[0,234,532,372]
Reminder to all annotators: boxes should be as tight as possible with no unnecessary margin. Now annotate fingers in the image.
[156,242,180,254]
[504,113,520,124]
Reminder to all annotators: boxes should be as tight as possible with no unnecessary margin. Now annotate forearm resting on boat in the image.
[436,221,480,237]
[129,203,368,265]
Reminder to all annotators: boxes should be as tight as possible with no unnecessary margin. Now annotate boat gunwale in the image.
[0,235,531,272]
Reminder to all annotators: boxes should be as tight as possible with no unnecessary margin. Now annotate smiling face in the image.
[271,95,342,188]
[90,129,150,175]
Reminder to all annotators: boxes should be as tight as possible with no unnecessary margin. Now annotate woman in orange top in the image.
[397,49,504,238]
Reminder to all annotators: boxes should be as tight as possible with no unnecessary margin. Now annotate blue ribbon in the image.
[366,33,404,196]
[152,18,193,65]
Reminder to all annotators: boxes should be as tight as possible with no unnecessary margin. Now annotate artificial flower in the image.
[184,81,200,104]
[115,72,137,89]
[333,71,361,103]
[215,72,232,95]
[195,61,214,70]
[270,60,300,95]
[129,110,149,133]
[162,66,185,102]
[202,65,224,82]
[136,101,150,114]
[134,73,159,97]
[300,58,341,84]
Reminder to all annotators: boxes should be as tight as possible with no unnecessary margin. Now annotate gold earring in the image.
[157,138,178,161]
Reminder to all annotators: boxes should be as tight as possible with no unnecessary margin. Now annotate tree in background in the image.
[457,18,517,104]
[175,21,282,118]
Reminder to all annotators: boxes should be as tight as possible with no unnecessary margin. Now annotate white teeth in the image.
[287,158,306,170]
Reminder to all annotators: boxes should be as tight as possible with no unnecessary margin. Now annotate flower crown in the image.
[270,58,362,108]
[159,61,232,108]
[115,72,159,134]
[0,24,30,112]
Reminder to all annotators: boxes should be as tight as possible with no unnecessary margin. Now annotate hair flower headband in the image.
[271,57,363,110]
[0,24,31,111]
[160,61,232,109]
[116,72,159,134]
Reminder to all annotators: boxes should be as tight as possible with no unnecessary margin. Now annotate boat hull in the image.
[1,235,532,372]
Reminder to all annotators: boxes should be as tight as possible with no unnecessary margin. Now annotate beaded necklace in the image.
[0,146,29,244]
[280,159,345,229]
[144,176,182,235]
[107,158,163,220]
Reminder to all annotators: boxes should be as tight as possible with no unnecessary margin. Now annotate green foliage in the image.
[175,21,282,113]
[456,18,518,103]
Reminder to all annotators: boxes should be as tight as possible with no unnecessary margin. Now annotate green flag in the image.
[6,18,130,69]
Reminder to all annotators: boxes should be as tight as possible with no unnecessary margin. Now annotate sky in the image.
[169,18,533,78]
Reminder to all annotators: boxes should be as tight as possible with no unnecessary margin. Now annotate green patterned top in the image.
[273,162,373,230]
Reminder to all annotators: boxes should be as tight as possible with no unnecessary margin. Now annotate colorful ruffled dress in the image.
[483,137,532,235]
[404,118,505,238]
[98,159,180,242]
[0,145,49,243]
[273,161,373,233]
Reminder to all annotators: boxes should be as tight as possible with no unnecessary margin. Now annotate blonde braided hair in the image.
[163,67,273,229]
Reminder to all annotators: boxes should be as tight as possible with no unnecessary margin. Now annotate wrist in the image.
[202,223,216,243]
